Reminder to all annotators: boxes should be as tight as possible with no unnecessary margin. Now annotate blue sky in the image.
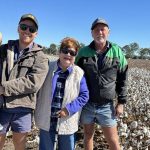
[0,0,150,48]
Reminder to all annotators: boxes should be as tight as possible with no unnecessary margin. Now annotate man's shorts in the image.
[80,102,117,127]
[0,111,32,134]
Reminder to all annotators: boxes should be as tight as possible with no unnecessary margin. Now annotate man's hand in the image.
[0,86,4,95]
[115,104,124,117]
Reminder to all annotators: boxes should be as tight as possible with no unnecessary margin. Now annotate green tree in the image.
[43,46,50,54]
[138,48,150,59]
[79,43,85,49]
[49,43,58,55]
[122,42,139,58]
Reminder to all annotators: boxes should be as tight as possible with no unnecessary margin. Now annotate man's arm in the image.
[2,52,49,96]
[115,49,128,116]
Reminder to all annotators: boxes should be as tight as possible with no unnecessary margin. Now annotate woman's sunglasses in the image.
[19,24,37,33]
[61,48,77,56]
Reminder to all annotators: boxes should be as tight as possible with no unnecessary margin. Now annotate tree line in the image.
[43,42,150,59]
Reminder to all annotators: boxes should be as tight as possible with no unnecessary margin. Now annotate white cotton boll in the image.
[130,121,138,129]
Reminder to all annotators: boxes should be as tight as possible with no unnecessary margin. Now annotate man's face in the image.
[18,19,37,46]
[91,24,109,45]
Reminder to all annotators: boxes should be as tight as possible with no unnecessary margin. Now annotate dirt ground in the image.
[128,58,150,70]
[2,59,150,150]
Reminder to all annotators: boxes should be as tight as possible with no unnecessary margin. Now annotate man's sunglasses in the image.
[61,48,77,56]
[19,24,37,33]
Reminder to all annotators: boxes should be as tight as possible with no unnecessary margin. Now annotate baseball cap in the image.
[91,18,109,30]
[19,13,38,29]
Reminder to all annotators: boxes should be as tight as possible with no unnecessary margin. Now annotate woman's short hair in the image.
[59,37,80,52]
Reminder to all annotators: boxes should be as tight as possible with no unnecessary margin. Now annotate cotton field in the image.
[3,58,150,150]
[76,59,150,150]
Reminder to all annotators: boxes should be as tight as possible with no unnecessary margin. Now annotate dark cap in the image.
[19,13,38,29]
[91,18,109,30]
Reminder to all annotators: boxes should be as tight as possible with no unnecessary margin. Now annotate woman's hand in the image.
[57,108,69,118]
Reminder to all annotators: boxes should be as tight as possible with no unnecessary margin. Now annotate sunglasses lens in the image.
[69,51,77,56]
[61,49,77,56]
[19,24,27,31]
[61,49,68,54]
[19,24,37,33]
[29,27,36,33]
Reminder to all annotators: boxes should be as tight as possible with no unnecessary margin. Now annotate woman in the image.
[35,37,89,150]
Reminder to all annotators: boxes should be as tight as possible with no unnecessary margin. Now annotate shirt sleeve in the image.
[116,49,128,104]
[65,76,89,116]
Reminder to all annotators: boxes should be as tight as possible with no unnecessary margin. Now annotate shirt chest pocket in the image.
[18,58,35,77]
[104,59,119,81]
[83,57,97,71]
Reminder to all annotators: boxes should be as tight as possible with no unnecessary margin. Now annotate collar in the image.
[55,59,73,74]
[89,40,111,51]
[19,42,34,52]
[12,40,34,53]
